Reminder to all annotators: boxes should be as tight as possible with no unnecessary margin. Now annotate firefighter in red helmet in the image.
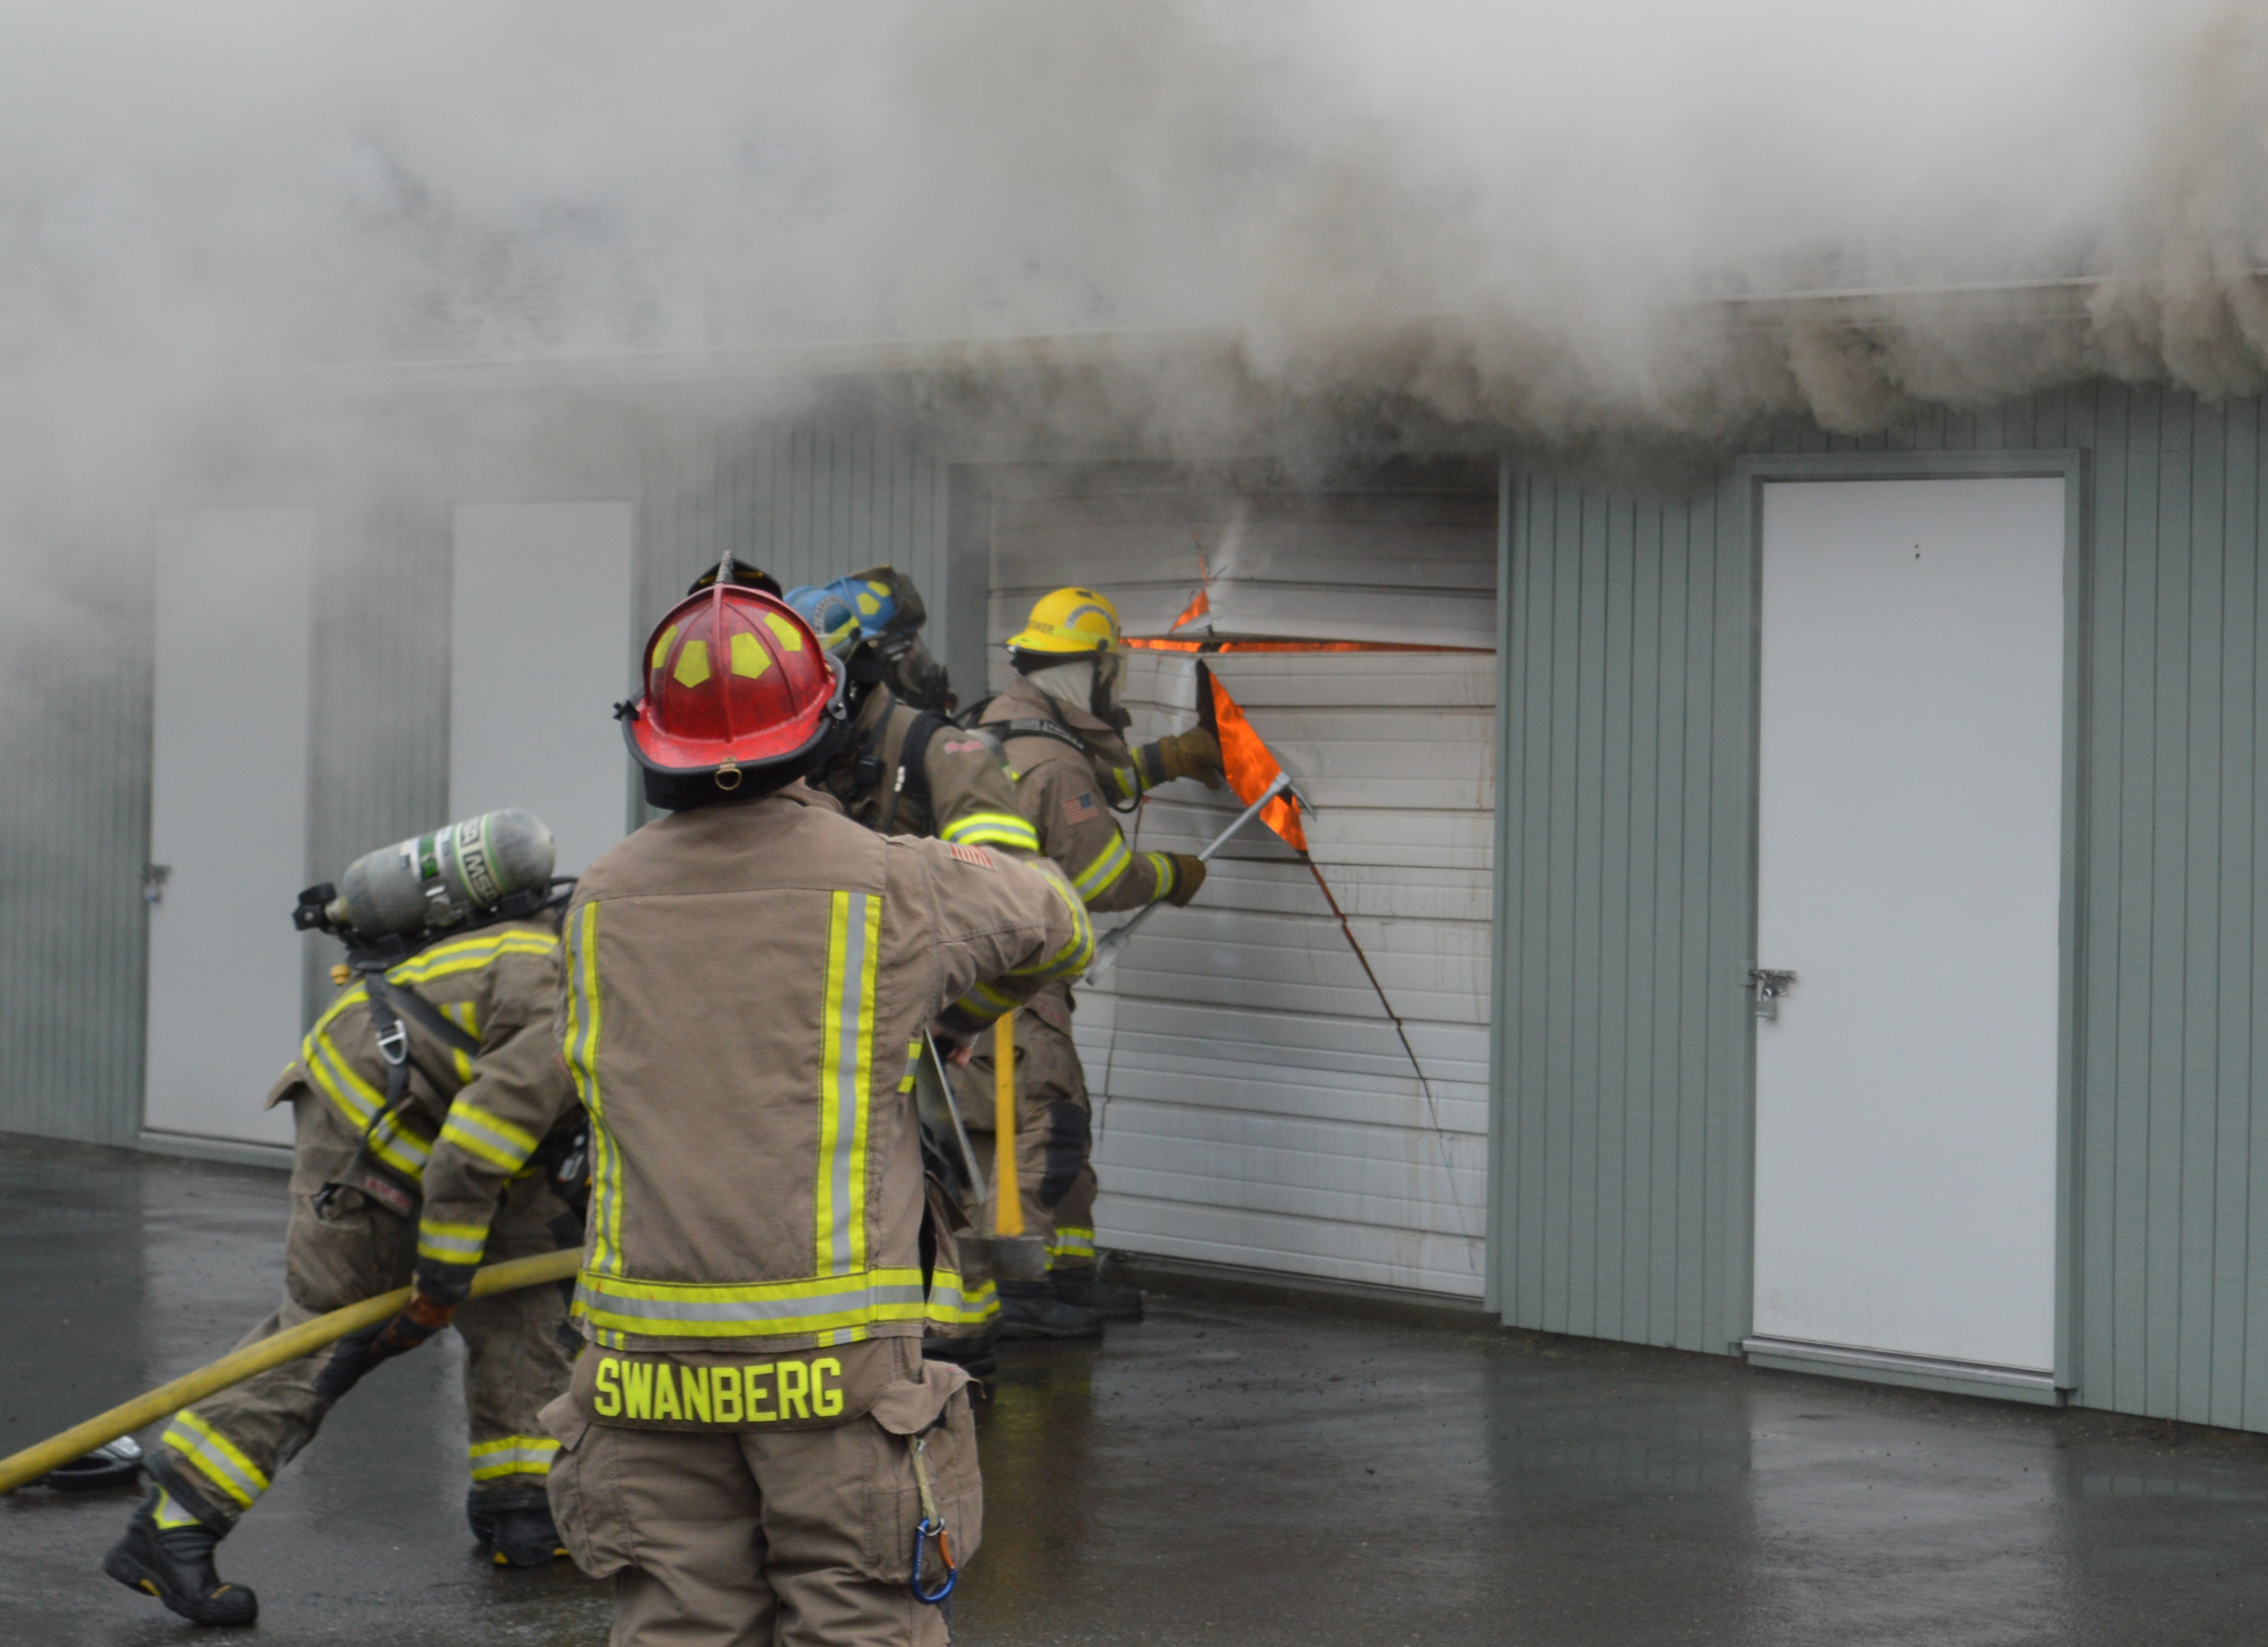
[542,565,1091,1645]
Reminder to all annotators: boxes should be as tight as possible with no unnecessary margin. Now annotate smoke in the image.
[1,0,2266,466]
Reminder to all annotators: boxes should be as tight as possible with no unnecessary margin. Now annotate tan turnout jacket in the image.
[810,686,1040,857]
[977,676,1186,915]
[555,784,1090,1367]
[279,917,576,1300]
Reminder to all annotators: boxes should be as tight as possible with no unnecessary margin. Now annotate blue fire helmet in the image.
[783,582,865,659]
[783,569,924,656]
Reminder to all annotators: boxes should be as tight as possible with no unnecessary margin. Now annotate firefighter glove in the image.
[1165,854,1206,907]
[1142,728,1224,790]
[314,1291,455,1403]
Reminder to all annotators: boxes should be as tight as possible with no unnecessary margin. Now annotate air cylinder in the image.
[325,810,555,938]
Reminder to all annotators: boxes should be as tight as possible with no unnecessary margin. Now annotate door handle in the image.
[1749,968,1796,1020]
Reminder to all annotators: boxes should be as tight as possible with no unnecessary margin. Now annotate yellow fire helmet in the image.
[1006,586,1124,657]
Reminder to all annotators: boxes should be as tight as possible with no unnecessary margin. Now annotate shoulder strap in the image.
[877,706,948,834]
[993,717,1092,760]
[368,975,482,1060]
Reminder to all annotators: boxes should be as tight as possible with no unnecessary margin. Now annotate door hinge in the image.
[143,864,173,906]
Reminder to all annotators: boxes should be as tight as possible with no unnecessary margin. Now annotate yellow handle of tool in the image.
[0,1246,582,1495]
[993,1013,1022,1237]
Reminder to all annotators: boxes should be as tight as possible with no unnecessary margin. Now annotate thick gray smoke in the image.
[2,0,2265,464]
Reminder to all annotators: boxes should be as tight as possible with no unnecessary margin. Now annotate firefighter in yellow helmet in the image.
[948,587,1224,1334]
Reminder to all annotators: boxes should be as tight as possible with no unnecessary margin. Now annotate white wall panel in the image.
[989,472,1495,1296]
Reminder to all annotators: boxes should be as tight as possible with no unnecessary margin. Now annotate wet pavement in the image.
[7,1135,2268,1645]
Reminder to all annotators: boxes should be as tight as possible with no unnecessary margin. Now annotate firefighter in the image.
[102,860,584,1627]
[540,578,1091,1646]
[786,569,1028,847]
[953,587,1225,1332]
[787,571,1106,1343]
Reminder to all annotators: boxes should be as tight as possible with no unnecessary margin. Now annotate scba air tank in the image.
[327,810,555,938]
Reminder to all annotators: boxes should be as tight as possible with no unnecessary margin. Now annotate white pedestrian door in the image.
[145,508,316,1149]
[1752,477,2065,1379]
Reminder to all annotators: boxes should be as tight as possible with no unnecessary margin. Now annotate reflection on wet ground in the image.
[7,1136,2268,1645]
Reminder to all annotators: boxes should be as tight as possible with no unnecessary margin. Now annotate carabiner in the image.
[374,1018,410,1068]
[909,1516,956,1604]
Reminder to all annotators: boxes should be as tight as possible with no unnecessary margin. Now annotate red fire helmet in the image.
[619,583,845,785]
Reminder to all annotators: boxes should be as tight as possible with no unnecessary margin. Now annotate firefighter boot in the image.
[103,1486,259,1627]
[468,1486,568,1567]
[997,1278,1105,1340]
[1052,1263,1145,1323]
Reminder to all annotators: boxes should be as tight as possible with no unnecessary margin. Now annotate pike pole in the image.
[1082,770,1293,984]
[0,1246,582,1495]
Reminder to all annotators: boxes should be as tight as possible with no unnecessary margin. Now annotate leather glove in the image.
[1144,729,1224,790]
[1164,854,1207,907]
[314,1291,455,1403]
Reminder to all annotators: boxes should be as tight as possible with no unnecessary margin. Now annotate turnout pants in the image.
[954,1005,1096,1271]
[156,1093,575,1528]
[542,1370,983,1647]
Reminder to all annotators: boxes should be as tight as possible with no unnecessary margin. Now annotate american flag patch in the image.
[948,844,996,870]
[1062,791,1101,825]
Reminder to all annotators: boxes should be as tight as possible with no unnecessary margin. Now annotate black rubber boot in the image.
[997,1278,1104,1340]
[1052,1264,1145,1322]
[468,1488,567,1568]
[103,1487,258,1627]
[923,1320,1003,1382]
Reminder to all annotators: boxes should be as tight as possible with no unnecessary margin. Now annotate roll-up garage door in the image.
[986,472,1495,1296]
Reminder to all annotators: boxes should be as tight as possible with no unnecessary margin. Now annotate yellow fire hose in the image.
[0,1246,582,1495]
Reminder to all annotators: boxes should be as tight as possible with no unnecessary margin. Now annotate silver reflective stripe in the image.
[575,1280,926,1324]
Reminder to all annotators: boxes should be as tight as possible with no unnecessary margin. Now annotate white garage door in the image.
[988,477,1495,1296]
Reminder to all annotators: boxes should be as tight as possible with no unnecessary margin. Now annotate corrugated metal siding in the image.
[988,469,1497,1295]
[636,407,949,666]
[0,402,945,1147]
[1496,385,2268,1431]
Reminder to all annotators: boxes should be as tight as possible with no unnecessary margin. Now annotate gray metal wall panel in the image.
[1496,382,2268,1429]
[0,402,946,1149]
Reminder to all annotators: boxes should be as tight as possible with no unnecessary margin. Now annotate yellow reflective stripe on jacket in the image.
[572,1266,928,1341]
[386,928,557,988]
[1102,762,1145,805]
[814,892,881,1280]
[1142,851,1178,904]
[417,1217,489,1265]
[302,1013,433,1182]
[160,1411,270,1509]
[467,1435,559,1480]
[441,1000,478,1083]
[925,1268,998,1330]
[1008,873,1094,980]
[438,1100,539,1173]
[897,1038,920,1095]
[562,902,622,1276]
[940,810,1041,854]
[1072,834,1132,901]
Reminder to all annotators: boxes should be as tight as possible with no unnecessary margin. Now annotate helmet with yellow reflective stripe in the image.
[618,559,851,807]
[1006,587,1122,659]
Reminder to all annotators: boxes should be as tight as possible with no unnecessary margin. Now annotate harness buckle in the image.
[375,1018,410,1068]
